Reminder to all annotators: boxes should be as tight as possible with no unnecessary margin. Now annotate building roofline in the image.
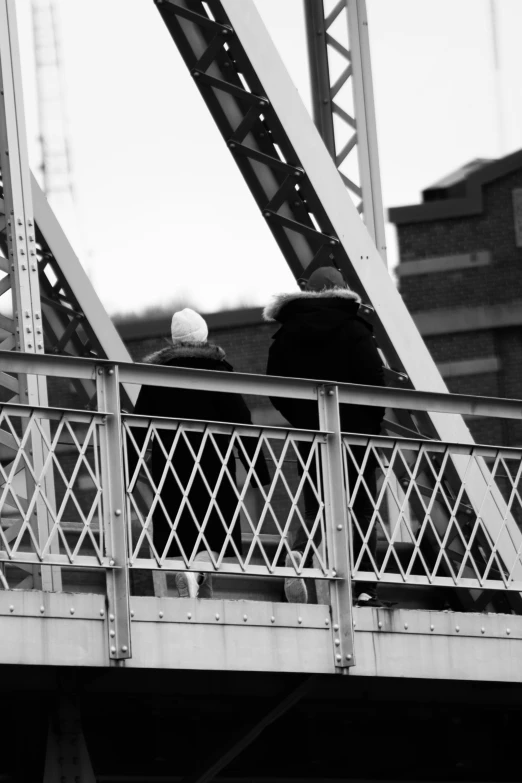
[388,148,522,225]
[116,306,265,341]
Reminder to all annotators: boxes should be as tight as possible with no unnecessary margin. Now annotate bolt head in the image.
[110,630,115,638]
[336,524,343,531]
[159,611,164,619]
[404,623,408,630]
[114,509,122,516]
[378,621,382,629]
[298,617,302,624]
[481,627,485,634]
[455,626,460,632]
[270,616,275,623]
[335,654,342,662]
[215,613,220,621]
[111,646,116,654]
[243,615,248,622]
[187,612,192,620]
[333,623,339,631]
[99,609,105,617]
[334,638,340,646]
[109,614,115,622]
[121,645,128,653]
[9,605,14,613]
[109,560,115,567]
[346,653,352,660]
[325,618,330,625]
[507,628,511,635]
[430,624,434,631]
[40,606,45,613]
[130,610,135,618]
[70,608,75,615]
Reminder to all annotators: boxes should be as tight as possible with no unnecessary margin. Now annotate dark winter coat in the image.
[130,342,270,560]
[264,288,385,434]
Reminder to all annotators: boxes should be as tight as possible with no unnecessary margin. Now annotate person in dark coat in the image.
[264,267,385,606]
[129,308,270,599]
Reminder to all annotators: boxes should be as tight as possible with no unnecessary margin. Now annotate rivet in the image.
[40,606,45,613]
[243,615,248,622]
[228,141,236,148]
[332,569,337,577]
[9,605,14,613]
[187,612,192,620]
[270,616,275,623]
[110,630,115,638]
[298,617,302,624]
[114,509,121,516]
[70,608,75,615]
[98,368,103,375]
[109,560,115,566]
[481,627,485,634]
[328,390,334,396]
[264,210,271,217]
[159,611,164,619]
[346,653,352,660]
[215,613,220,620]
[121,645,128,653]
[17,219,22,225]
[507,628,511,635]
[333,623,339,631]
[353,620,356,628]
[110,646,116,654]
[336,524,342,531]
[99,609,105,617]
[455,625,460,632]
[109,614,115,622]
[334,638,340,646]
[108,369,114,376]
[335,654,342,663]
[404,623,408,630]
[378,621,382,629]
[325,618,330,625]
[430,624,434,631]
[130,610,134,618]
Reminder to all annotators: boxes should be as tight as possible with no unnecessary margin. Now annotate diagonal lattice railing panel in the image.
[123,414,332,580]
[0,401,108,582]
[343,433,522,593]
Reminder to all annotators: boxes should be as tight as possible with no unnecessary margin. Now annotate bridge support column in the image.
[43,691,96,783]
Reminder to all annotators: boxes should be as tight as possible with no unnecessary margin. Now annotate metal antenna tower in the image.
[31,0,74,201]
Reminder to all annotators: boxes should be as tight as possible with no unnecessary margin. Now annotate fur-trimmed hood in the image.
[143,342,226,365]
[263,287,361,323]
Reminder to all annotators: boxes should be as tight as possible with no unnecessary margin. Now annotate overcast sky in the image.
[15,0,522,317]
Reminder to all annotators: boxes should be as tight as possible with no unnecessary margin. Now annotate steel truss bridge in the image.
[0,0,521,780]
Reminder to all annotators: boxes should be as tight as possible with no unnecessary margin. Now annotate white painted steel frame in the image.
[0,0,60,590]
[304,0,387,261]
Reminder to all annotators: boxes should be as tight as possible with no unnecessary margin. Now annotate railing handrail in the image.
[2,349,522,421]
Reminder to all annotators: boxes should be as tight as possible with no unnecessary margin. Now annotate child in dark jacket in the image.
[130,308,269,599]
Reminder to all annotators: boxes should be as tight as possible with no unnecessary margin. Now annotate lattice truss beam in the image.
[303,0,387,260]
[0,0,133,589]
[153,0,522,613]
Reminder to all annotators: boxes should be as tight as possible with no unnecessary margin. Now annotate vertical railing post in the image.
[318,383,355,669]
[96,364,131,661]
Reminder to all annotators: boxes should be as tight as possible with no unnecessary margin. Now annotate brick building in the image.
[389,149,522,446]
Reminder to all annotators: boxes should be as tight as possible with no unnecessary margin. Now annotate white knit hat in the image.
[170,308,208,344]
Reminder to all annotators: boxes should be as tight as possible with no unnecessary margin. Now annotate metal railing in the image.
[1,351,522,662]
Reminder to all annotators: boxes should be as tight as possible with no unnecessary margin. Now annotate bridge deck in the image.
[1,589,521,682]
